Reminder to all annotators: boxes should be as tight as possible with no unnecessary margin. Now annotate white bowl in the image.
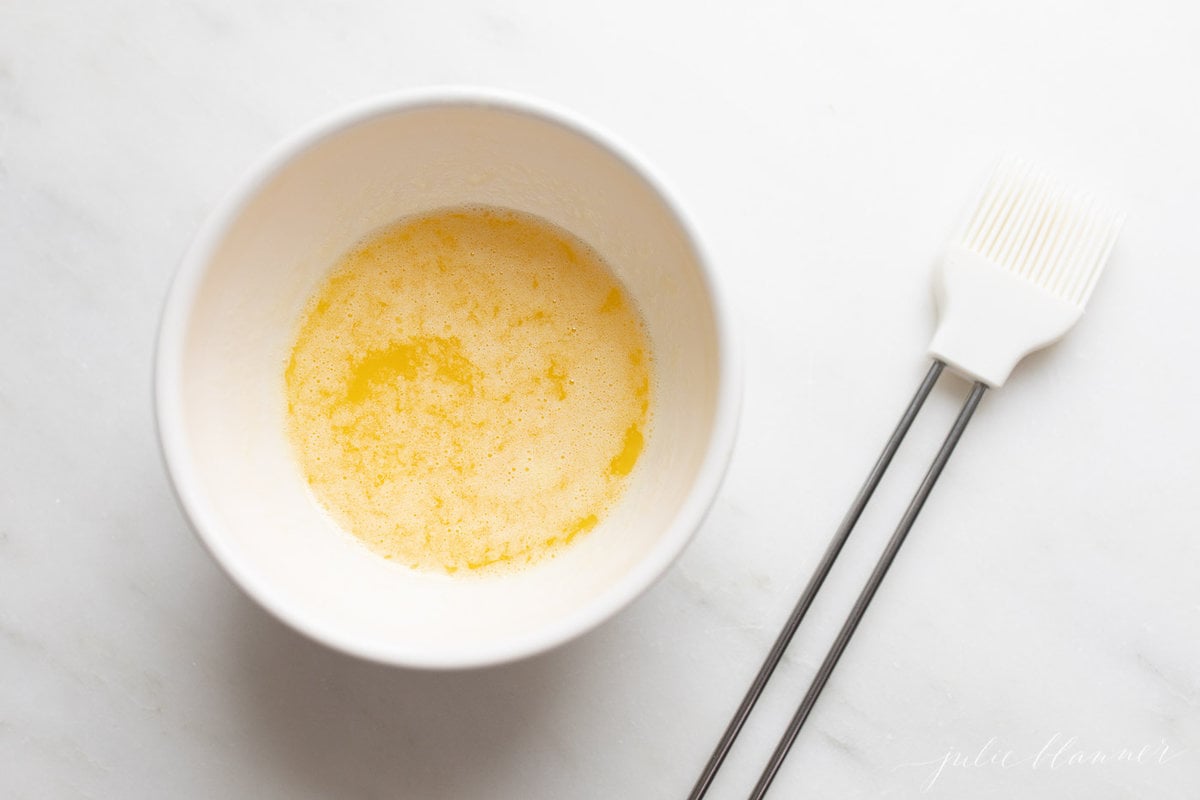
[155,88,740,669]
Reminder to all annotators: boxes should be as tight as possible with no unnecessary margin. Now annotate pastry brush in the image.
[688,157,1124,799]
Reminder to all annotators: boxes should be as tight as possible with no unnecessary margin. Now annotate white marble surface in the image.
[3,1,1199,797]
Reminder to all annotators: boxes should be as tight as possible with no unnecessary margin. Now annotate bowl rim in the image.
[154,86,742,669]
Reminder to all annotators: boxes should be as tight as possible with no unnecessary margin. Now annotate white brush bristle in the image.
[960,156,1124,308]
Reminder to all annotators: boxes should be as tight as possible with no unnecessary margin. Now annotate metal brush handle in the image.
[687,362,945,799]
[748,378,986,799]
[687,363,986,799]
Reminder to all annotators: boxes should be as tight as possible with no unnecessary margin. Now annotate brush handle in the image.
[747,380,987,800]
[687,362,945,800]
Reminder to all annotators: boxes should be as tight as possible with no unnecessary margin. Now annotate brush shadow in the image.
[229,592,599,799]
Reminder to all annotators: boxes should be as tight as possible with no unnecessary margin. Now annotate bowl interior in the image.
[166,100,724,666]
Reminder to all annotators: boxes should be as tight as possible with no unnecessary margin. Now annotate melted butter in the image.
[345,337,475,403]
[608,425,645,477]
[284,206,653,574]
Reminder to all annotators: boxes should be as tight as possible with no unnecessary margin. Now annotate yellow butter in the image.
[285,207,653,574]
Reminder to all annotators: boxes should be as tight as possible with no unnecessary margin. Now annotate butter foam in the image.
[284,207,653,573]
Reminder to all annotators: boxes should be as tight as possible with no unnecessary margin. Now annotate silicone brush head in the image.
[929,158,1125,387]
[961,157,1124,307]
